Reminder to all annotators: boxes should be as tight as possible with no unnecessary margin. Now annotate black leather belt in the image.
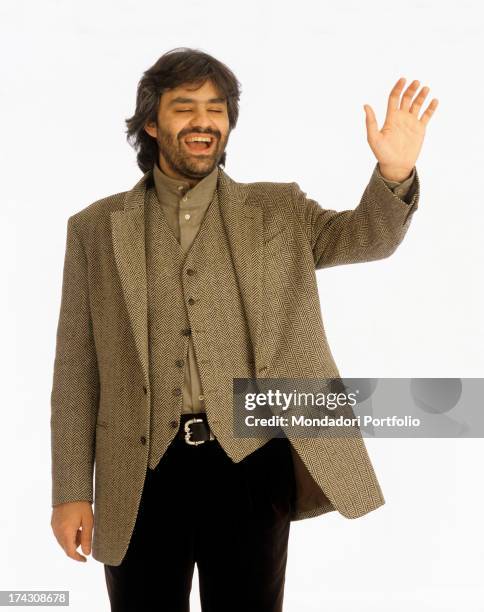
[176,412,216,445]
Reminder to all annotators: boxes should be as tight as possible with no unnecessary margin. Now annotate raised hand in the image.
[364,77,439,181]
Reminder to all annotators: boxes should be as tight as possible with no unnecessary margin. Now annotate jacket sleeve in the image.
[50,216,99,507]
[377,164,416,203]
[290,162,420,270]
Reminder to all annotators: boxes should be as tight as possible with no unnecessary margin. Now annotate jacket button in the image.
[181,328,191,336]
[186,268,195,275]
[175,359,184,367]
[188,298,196,305]
[140,436,147,445]
[172,387,182,396]
[143,385,147,394]
[170,420,179,429]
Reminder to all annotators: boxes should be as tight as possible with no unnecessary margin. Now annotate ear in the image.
[144,121,157,138]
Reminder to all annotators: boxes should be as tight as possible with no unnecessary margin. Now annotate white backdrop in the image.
[2,0,483,610]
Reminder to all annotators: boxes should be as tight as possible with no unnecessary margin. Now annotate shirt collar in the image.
[152,160,219,209]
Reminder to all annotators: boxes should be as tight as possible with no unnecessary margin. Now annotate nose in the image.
[187,107,217,130]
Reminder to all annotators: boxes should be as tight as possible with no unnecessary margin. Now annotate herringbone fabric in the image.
[146,183,274,470]
[151,160,220,416]
[50,162,420,565]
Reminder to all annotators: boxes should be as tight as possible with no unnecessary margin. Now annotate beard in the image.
[154,125,228,179]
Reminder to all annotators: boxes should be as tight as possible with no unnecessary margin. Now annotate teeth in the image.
[186,136,212,143]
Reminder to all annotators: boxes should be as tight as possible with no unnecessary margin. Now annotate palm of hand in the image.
[364,78,439,175]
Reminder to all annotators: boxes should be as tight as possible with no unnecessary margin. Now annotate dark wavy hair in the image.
[125,47,242,173]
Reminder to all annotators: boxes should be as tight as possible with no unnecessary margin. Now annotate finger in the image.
[410,86,430,115]
[419,98,439,127]
[400,79,421,111]
[63,529,87,562]
[386,77,406,116]
[363,104,379,142]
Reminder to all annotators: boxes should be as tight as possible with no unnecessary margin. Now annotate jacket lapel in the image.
[216,168,265,373]
[110,166,266,389]
[110,172,151,387]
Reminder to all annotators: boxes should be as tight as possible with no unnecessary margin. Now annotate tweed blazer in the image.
[50,161,420,565]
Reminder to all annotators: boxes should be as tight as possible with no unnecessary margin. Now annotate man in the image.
[50,47,438,611]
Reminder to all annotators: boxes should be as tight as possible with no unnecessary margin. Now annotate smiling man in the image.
[50,47,437,611]
[144,79,230,184]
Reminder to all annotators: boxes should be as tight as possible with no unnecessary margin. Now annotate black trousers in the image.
[104,430,297,612]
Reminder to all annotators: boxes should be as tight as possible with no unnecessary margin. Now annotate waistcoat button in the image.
[140,436,147,445]
[186,268,195,275]
[175,359,184,367]
[170,420,179,428]
[172,387,182,396]
[181,328,191,336]
[188,298,196,305]
[143,385,147,394]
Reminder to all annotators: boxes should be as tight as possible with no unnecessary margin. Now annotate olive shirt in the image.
[152,160,416,415]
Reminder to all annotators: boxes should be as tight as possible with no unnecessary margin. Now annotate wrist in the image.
[378,163,413,182]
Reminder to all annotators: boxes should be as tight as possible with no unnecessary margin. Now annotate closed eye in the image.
[175,110,223,113]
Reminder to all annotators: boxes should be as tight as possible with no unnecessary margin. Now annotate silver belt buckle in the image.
[184,417,215,445]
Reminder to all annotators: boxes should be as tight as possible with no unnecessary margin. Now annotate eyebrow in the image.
[168,96,226,106]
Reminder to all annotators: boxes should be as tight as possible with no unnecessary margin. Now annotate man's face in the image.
[144,79,230,184]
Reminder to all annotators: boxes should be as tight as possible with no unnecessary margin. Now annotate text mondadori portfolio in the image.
[244,415,421,428]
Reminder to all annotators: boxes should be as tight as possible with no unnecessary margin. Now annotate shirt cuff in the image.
[376,164,416,201]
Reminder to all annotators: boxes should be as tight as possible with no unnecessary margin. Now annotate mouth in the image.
[182,134,216,155]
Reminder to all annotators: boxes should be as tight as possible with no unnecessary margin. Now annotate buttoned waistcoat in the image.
[50,162,420,566]
[145,176,270,470]
[150,160,219,416]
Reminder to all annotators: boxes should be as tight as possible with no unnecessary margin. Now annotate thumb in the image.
[363,104,379,142]
[80,515,93,555]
